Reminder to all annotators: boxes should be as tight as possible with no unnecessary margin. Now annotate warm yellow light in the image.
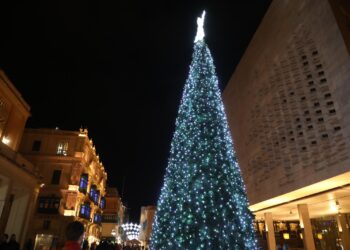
[300,233,303,239]
[283,233,290,240]
[250,172,350,212]
[40,183,45,188]
[2,137,10,145]
[64,210,76,216]
[317,233,323,240]
[330,201,338,213]
[68,185,79,191]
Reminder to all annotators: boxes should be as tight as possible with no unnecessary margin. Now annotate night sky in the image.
[1,1,271,221]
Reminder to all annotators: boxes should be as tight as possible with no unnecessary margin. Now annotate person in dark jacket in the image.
[0,234,9,249]
[7,234,20,250]
[62,221,85,250]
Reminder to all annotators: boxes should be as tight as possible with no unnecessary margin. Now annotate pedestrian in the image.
[0,234,8,243]
[62,221,85,250]
[24,238,33,250]
[0,234,9,249]
[7,234,20,250]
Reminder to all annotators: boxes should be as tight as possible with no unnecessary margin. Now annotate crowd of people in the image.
[0,221,144,250]
[64,221,144,250]
[0,234,21,250]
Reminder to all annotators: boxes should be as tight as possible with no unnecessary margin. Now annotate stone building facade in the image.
[223,0,350,249]
[139,206,156,249]
[101,187,124,241]
[0,70,40,246]
[20,128,107,247]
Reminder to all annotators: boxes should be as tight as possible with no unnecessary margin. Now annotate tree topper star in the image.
[194,11,206,42]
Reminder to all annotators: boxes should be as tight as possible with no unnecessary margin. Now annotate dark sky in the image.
[1,1,271,221]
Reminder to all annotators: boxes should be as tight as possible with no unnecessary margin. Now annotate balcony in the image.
[102,214,119,223]
[37,196,60,214]
[59,190,78,216]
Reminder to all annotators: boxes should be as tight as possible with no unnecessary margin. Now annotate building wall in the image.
[139,206,156,248]
[223,0,350,205]
[0,70,39,247]
[101,188,124,238]
[20,128,107,246]
[0,70,30,151]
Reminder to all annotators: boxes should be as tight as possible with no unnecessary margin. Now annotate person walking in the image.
[62,221,85,250]
[6,234,20,250]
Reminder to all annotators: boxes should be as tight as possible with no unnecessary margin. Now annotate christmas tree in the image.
[151,11,257,250]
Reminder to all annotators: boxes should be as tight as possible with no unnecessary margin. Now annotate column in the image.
[264,212,276,250]
[337,213,350,250]
[298,204,315,250]
[20,187,39,246]
[5,191,30,237]
[0,179,13,234]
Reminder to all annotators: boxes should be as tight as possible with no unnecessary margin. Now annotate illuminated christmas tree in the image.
[151,11,257,250]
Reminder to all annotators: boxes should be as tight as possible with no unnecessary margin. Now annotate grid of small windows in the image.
[245,28,346,192]
[57,142,68,156]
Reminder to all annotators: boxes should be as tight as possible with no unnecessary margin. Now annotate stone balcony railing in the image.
[0,141,40,178]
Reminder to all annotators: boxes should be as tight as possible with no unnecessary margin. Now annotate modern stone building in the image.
[223,0,350,249]
[20,128,107,248]
[139,206,156,249]
[0,70,40,246]
[101,187,125,241]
